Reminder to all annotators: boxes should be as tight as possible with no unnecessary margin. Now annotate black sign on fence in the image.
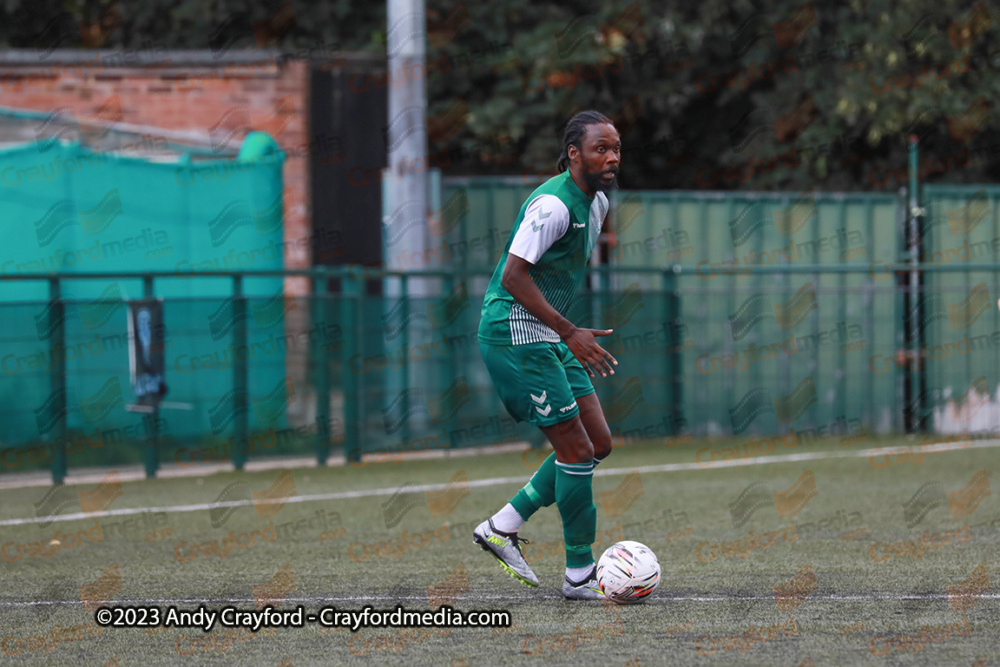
[127,299,167,407]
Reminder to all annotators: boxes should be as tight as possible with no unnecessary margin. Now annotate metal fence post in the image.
[663,268,683,435]
[907,135,927,433]
[400,273,410,449]
[912,138,929,433]
[313,273,332,465]
[233,274,248,470]
[49,277,67,485]
[894,189,907,433]
[342,270,362,464]
[442,272,456,451]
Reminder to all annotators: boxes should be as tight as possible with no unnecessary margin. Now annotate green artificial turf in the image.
[0,434,996,665]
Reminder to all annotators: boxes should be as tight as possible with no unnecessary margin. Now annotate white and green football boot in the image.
[473,519,539,587]
[562,564,604,600]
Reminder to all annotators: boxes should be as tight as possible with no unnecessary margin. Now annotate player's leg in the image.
[486,410,603,596]
[559,335,613,466]
[503,452,557,525]
[473,340,564,587]
[576,392,613,465]
[474,340,600,591]
[539,413,604,599]
[546,342,612,598]
[502,342,607,524]
[484,339,580,534]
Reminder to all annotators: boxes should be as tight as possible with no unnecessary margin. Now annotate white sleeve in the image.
[508,195,570,264]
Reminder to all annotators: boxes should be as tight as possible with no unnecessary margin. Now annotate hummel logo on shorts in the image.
[559,401,578,413]
[530,390,552,417]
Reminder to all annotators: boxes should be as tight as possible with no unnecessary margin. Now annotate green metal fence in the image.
[915,185,1000,434]
[5,173,1000,483]
[434,176,1000,445]
[5,258,999,485]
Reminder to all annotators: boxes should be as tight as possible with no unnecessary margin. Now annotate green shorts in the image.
[478,339,595,427]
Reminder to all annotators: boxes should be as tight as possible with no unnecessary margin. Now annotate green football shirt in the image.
[478,170,609,345]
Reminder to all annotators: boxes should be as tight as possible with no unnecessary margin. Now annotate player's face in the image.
[576,123,621,193]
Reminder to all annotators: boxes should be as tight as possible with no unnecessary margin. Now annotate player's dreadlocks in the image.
[556,110,614,173]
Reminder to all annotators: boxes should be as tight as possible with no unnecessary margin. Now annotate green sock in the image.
[509,452,557,520]
[554,460,596,568]
[510,451,611,522]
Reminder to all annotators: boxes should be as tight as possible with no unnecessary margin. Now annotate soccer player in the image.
[473,110,620,599]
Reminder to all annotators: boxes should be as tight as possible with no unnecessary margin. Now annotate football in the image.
[596,540,661,604]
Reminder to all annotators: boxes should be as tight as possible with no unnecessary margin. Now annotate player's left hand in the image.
[564,327,618,378]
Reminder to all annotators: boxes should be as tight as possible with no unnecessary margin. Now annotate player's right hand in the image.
[564,328,618,378]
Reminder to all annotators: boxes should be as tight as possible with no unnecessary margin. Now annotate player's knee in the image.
[590,428,612,460]
[559,439,593,464]
[593,434,612,460]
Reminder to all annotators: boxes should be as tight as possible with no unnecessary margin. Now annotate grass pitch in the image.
[0,434,997,665]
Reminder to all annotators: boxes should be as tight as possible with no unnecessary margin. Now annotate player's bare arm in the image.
[500,254,617,378]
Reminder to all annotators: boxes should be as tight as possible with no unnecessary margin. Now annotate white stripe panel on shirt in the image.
[510,301,559,345]
[588,193,608,257]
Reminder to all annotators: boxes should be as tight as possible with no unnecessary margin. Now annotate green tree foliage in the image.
[0,0,384,54]
[2,0,997,190]
[423,0,1000,191]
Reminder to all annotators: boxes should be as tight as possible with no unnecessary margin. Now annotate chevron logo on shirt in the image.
[527,203,551,232]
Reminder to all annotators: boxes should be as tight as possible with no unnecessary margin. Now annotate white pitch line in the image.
[608,436,1000,477]
[2,438,997,528]
[3,593,1000,608]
